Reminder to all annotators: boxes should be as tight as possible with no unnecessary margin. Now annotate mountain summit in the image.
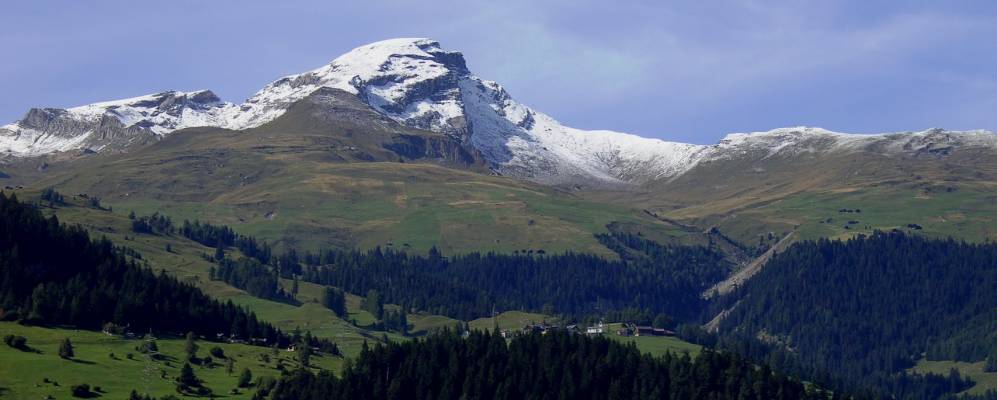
[2,38,995,186]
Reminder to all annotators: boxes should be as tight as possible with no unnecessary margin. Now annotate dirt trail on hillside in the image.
[702,231,796,299]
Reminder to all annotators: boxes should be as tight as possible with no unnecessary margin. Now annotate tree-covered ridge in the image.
[299,238,729,321]
[154,218,730,322]
[180,219,272,265]
[717,231,997,397]
[210,257,298,305]
[0,192,287,345]
[267,329,838,400]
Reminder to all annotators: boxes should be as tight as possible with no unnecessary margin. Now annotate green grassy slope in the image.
[10,90,695,256]
[710,183,997,244]
[468,311,551,332]
[22,195,415,357]
[89,162,690,256]
[0,322,339,400]
[592,146,997,247]
[911,359,997,395]
[602,323,702,357]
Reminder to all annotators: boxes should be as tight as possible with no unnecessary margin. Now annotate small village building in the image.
[586,322,605,335]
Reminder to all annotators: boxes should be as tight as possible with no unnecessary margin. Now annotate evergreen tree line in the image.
[322,287,347,318]
[713,231,997,398]
[298,237,730,321]
[210,257,298,305]
[130,212,175,235]
[266,329,840,400]
[179,219,272,265]
[0,193,289,346]
[40,187,65,205]
[167,219,731,324]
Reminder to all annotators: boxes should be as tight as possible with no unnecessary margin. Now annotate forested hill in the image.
[176,217,732,322]
[300,234,730,321]
[0,192,287,344]
[266,329,839,400]
[717,231,997,398]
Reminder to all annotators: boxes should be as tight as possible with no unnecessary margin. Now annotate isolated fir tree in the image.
[184,332,198,361]
[214,243,225,261]
[238,368,253,387]
[297,341,312,368]
[177,362,200,387]
[987,349,997,373]
[58,337,74,359]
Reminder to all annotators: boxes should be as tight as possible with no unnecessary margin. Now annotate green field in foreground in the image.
[0,322,340,400]
[0,320,704,399]
[911,359,997,395]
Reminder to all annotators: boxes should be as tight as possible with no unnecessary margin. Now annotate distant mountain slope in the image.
[6,38,992,187]
[12,88,693,254]
[600,126,997,246]
[3,38,996,254]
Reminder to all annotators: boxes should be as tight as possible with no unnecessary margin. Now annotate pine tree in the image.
[364,289,384,320]
[986,349,997,373]
[58,337,74,359]
[177,362,200,387]
[238,367,253,387]
[184,331,198,361]
[214,243,225,261]
[322,287,347,317]
[298,341,312,368]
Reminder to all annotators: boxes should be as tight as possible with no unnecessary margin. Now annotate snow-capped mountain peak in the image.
[3,39,995,186]
[225,38,469,133]
[1,89,239,156]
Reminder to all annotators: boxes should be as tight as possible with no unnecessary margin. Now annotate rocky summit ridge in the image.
[2,38,994,186]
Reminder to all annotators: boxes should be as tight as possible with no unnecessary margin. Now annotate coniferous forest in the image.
[174,218,730,322]
[211,257,299,304]
[299,237,729,321]
[0,193,288,345]
[715,231,997,398]
[7,190,997,399]
[265,329,836,400]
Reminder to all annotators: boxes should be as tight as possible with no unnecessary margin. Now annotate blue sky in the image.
[1,0,995,144]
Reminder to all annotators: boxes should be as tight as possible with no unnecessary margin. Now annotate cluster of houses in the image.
[616,323,675,337]
[502,321,674,338]
[214,332,270,345]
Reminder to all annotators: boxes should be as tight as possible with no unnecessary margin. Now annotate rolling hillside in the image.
[5,89,694,255]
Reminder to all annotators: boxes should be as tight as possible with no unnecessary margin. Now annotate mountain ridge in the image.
[2,38,996,187]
